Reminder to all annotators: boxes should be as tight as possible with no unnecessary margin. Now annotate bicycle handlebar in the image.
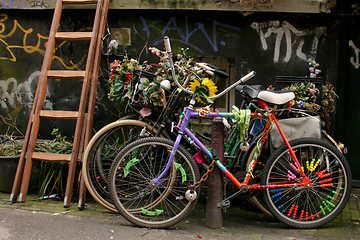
[164,36,172,53]
[210,70,256,99]
[164,36,256,99]
[195,62,229,78]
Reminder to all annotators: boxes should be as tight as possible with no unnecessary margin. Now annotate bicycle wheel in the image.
[246,131,344,217]
[246,144,273,217]
[108,137,200,228]
[82,120,160,212]
[261,138,352,228]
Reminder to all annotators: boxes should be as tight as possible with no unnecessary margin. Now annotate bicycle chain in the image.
[188,159,216,192]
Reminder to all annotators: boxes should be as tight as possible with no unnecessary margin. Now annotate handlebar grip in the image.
[164,36,172,53]
[240,71,256,83]
[196,63,229,78]
[214,69,229,78]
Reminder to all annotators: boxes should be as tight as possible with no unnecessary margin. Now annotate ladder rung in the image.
[55,32,93,41]
[62,0,98,4]
[47,70,85,79]
[32,152,72,162]
[39,110,79,119]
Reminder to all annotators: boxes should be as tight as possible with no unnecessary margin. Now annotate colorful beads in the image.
[307,159,321,172]
[287,170,296,180]
[316,170,331,178]
[320,183,333,187]
[270,188,284,192]
[288,204,295,217]
[319,178,332,184]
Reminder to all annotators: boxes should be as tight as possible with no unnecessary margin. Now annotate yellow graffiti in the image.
[0,13,87,70]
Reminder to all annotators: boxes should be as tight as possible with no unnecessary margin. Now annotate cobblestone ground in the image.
[0,189,359,240]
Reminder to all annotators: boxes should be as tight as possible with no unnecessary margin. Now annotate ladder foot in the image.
[78,200,85,211]
[9,193,17,203]
[18,193,24,203]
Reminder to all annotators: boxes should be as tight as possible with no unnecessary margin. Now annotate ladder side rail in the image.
[11,0,65,202]
[78,0,110,209]
[63,0,106,207]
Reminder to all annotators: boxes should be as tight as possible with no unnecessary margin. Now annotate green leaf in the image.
[198,91,213,104]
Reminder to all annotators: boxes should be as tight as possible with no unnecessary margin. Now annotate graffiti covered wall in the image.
[0,10,339,126]
[338,19,360,181]
[2,8,360,179]
[0,0,334,13]
[0,9,338,133]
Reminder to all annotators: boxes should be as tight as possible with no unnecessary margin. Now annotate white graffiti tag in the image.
[349,40,360,69]
[251,21,325,63]
[0,71,52,111]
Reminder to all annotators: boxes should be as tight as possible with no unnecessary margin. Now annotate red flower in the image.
[124,74,132,82]
[124,79,130,89]
[123,74,132,89]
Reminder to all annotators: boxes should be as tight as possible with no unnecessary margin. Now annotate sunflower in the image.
[189,78,218,104]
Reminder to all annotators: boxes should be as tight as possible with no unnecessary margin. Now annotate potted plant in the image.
[0,134,40,193]
[0,129,73,198]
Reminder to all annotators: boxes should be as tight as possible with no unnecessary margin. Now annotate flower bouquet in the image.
[279,61,337,131]
[107,46,217,118]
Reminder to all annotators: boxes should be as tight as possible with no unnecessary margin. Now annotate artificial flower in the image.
[188,78,218,104]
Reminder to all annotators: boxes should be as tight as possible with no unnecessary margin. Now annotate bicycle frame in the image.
[105,37,350,229]
[153,98,312,191]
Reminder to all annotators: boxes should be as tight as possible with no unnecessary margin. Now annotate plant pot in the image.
[0,155,40,193]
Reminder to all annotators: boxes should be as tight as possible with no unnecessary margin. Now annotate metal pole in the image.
[206,117,224,228]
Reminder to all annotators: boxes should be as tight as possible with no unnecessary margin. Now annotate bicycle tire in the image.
[261,138,352,228]
[242,131,341,218]
[82,120,160,212]
[108,137,200,228]
[245,145,273,217]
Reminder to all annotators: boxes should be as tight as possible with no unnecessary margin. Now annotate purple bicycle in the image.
[107,37,351,229]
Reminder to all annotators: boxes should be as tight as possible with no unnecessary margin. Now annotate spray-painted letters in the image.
[251,21,325,63]
[0,13,85,69]
[140,16,242,54]
[0,71,52,111]
[349,40,360,69]
[0,0,28,9]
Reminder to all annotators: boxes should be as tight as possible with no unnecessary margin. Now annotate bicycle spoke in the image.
[109,137,200,228]
[262,138,351,228]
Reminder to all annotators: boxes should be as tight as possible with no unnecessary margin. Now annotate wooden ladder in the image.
[10,0,110,208]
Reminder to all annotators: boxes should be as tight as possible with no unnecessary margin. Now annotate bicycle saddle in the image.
[240,85,295,105]
[235,85,264,93]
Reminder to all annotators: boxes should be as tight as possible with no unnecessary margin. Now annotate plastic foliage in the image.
[188,78,218,105]
[108,57,141,113]
[107,47,194,117]
[320,84,338,131]
[283,82,321,112]
[279,61,337,131]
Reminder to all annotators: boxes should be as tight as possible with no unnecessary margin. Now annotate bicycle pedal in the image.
[217,200,231,209]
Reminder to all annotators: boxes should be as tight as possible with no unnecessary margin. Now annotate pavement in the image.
[0,189,359,240]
